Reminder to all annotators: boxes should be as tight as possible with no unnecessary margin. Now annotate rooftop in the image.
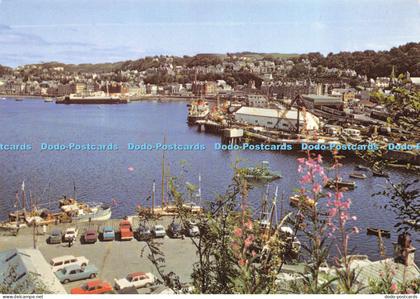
[0,248,66,294]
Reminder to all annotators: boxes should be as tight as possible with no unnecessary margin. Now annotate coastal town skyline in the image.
[0,0,419,66]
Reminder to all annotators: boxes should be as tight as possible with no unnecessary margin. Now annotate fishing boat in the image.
[59,197,112,222]
[356,165,370,171]
[44,98,54,103]
[366,227,391,238]
[325,178,356,190]
[349,172,367,179]
[239,161,282,183]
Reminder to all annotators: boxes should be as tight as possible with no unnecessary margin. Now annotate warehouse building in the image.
[234,106,320,131]
[302,94,344,110]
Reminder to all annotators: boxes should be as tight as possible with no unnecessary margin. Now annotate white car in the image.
[185,220,200,237]
[114,272,156,290]
[152,225,166,238]
[63,227,78,242]
[50,255,89,272]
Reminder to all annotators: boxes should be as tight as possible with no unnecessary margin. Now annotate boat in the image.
[15,98,23,101]
[355,165,370,171]
[372,168,389,177]
[0,97,6,100]
[325,178,356,190]
[59,197,112,222]
[57,94,128,104]
[349,172,367,179]
[289,194,315,210]
[239,161,282,182]
[187,99,210,125]
[44,98,54,103]
[366,227,391,238]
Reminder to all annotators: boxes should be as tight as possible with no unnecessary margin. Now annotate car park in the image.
[135,224,152,241]
[101,226,115,241]
[48,228,62,244]
[55,264,98,284]
[114,272,155,290]
[50,255,89,272]
[152,225,166,238]
[70,280,113,294]
[83,228,98,244]
[63,227,78,242]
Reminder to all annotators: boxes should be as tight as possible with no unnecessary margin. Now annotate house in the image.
[0,248,66,294]
[247,94,268,108]
[234,106,320,131]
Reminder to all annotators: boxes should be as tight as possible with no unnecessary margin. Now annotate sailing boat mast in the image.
[161,135,166,207]
[21,181,26,212]
[152,180,156,214]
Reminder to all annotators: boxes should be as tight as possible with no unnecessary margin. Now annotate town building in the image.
[247,94,269,108]
[301,94,344,110]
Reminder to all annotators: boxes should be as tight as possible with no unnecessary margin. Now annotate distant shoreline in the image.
[0,95,47,99]
[0,95,210,102]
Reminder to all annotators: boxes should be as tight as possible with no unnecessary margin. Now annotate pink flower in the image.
[352,216,357,221]
[234,227,242,237]
[244,235,255,248]
[390,283,399,293]
[297,158,305,164]
[329,208,338,218]
[245,219,253,230]
[312,183,321,194]
[238,259,246,266]
[335,192,343,200]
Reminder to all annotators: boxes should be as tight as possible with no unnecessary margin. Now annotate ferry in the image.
[187,99,210,125]
[57,94,128,104]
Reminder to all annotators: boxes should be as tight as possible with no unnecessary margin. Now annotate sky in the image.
[0,0,419,67]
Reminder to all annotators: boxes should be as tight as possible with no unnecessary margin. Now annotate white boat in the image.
[59,198,112,222]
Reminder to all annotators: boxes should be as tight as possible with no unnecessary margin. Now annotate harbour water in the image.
[0,99,418,263]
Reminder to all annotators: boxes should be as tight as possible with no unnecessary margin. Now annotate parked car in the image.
[101,226,115,241]
[71,280,113,294]
[83,228,98,244]
[50,255,89,272]
[135,224,152,241]
[114,272,156,290]
[48,228,62,244]
[63,227,78,242]
[184,220,200,237]
[55,264,98,284]
[119,220,133,241]
[167,222,183,238]
[152,225,166,238]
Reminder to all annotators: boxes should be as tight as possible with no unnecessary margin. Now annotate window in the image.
[71,259,76,263]
[267,121,273,125]
[55,261,63,266]
[70,270,76,275]
[64,260,70,264]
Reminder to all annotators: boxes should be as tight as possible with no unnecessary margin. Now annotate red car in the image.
[70,280,113,294]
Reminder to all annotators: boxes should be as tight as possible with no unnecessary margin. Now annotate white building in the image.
[234,106,320,131]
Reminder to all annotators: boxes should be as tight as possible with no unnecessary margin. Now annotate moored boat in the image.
[366,227,391,238]
[60,198,112,222]
[356,165,370,171]
[239,161,282,183]
[349,172,367,179]
[325,178,356,190]
[187,99,210,125]
[372,168,389,177]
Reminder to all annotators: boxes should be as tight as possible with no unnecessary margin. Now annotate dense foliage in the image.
[297,43,420,78]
